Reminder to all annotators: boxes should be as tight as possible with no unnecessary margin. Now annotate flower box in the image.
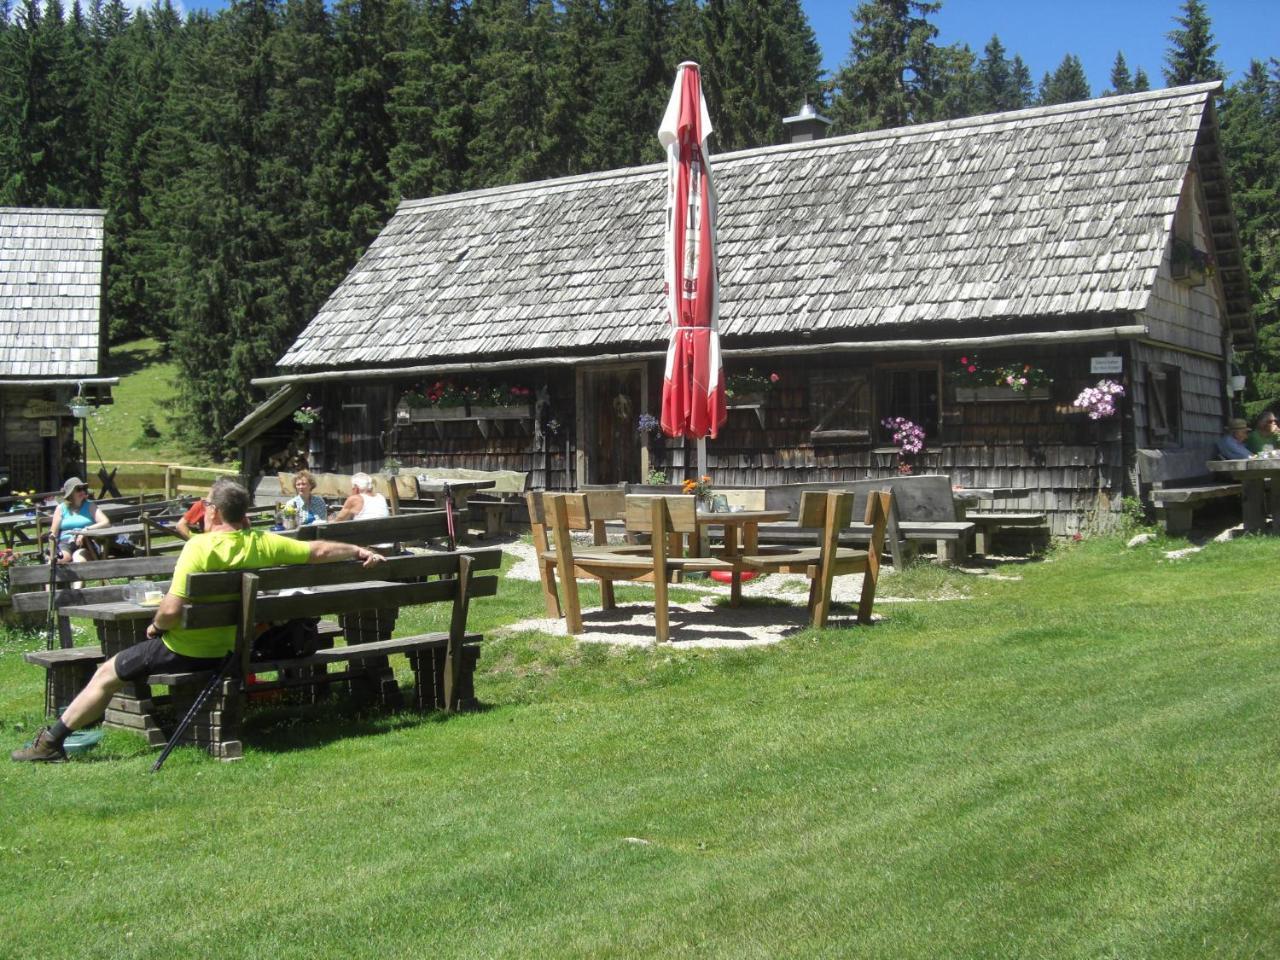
[409,406,469,422]
[468,404,532,420]
[1171,259,1207,287]
[955,386,1051,403]
[725,392,765,408]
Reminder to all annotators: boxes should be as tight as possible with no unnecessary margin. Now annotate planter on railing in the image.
[469,404,533,420]
[955,386,1051,403]
[409,406,469,422]
[726,392,767,428]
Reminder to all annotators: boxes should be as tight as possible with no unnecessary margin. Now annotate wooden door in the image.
[582,366,644,485]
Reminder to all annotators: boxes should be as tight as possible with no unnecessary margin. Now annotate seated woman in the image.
[286,470,329,524]
[48,477,110,563]
[1247,411,1280,454]
[332,472,389,522]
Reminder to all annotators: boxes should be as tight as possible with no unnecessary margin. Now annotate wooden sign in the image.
[38,419,58,437]
[1090,356,1123,374]
[22,398,64,419]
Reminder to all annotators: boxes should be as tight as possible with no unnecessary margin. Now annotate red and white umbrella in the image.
[658,61,724,476]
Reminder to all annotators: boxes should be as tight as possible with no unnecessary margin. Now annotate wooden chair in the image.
[740,489,891,628]
[526,490,637,623]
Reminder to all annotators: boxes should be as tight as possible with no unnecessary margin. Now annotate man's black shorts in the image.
[113,636,224,682]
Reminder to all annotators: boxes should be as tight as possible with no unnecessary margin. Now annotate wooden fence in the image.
[94,461,243,499]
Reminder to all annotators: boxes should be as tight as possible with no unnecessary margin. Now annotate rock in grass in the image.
[1127,533,1156,548]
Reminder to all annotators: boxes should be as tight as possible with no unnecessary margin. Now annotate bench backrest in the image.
[292,510,449,546]
[766,474,957,523]
[624,495,698,535]
[7,555,179,617]
[183,549,502,684]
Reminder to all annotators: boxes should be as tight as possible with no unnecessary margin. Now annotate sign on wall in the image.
[1090,356,1124,375]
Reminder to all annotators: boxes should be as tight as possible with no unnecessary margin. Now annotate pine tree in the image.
[1107,50,1133,96]
[976,34,1014,112]
[1039,53,1090,105]
[829,0,944,132]
[1133,66,1150,92]
[0,0,60,203]
[1008,55,1034,108]
[935,41,978,120]
[389,0,473,197]
[1219,59,1280,412]
[1164,0,1223,86]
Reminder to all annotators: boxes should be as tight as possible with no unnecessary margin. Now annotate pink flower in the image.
[770,373,780,383]
[960,357,968,365]
[968,365,977,374]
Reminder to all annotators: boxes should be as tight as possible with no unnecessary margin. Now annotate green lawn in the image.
[1,538,1277,958]
[87,338,216,468]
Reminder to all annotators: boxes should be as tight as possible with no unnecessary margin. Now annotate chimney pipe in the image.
[782,102,832,144]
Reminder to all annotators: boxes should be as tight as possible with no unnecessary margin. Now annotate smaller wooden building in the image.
[0,208,114,493]
[244,83,1252,534]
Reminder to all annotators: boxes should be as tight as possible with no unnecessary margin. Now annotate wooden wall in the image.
[0,387,69,492]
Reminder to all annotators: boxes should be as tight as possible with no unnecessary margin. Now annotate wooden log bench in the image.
[965,512,1051,556]
[1150,483,1243,536]
[466,497,528,538]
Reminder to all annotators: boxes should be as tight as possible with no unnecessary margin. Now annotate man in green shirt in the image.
[13,478,384,763]
[1246,411,1280,454]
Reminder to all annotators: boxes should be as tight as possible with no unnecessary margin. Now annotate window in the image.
[1146,365,1182,447]
[877,364,941,441]
[810,369,871,443]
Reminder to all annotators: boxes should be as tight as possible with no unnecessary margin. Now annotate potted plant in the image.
[724,369,780,407]
[383,456,403,477]
[1170,237,1214,286]
[68,395,90,418]
[293,405,321,427]
[279,502,299,530]
[881,416,926,475]
[470,384,535,419]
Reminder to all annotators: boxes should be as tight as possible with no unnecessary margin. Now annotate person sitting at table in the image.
[12,477,385,762]
[1246,411,1280,454]
[331,472,389,522]
[1216,418,1253,460]
[285,469,328,524]
[48,477,110,564]
[174,497,209,540]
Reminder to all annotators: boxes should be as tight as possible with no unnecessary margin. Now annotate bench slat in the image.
[23,646,105,667]
[10,555,178,588]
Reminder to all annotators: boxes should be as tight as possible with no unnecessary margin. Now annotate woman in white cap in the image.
[48,477,110,563]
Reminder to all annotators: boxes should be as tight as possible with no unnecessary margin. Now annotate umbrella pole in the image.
[697,437,707,480]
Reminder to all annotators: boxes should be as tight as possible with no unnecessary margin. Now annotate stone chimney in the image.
[782,102,832,144]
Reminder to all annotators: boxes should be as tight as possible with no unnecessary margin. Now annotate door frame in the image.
[575,361,650,487]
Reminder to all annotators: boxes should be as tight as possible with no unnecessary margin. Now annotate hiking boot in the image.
[11,727,67,763]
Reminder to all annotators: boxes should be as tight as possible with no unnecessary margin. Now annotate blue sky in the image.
[803,0,1280,89]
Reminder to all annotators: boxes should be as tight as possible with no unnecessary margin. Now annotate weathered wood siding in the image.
[2,388,52,490]
[1130,343,1224,451]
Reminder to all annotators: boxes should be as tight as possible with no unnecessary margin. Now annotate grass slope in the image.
[87,338,213,467]
[0,539,1277,958]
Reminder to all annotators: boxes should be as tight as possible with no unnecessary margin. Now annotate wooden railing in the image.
[94,461,242,499]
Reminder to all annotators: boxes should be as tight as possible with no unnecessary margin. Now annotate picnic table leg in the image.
[591,519,616,610]
[1269,477,1280,534]
[1242,479,1266,532]
[723,526,742,607]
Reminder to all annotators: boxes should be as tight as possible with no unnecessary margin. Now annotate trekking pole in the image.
[443,482,457,552]
[45,535,59,651]
[151,650,234,774]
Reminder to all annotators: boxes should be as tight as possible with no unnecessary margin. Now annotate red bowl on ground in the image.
[709,570,757,584]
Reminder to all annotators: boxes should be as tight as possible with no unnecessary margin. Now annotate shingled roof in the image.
[0,207,106,379]
[280,82,1249,371]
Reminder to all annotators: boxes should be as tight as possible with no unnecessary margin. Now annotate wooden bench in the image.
[1150,483,1243,535]
[761,475,976,564]
[965,512,1051,555]
[145,549,501,759]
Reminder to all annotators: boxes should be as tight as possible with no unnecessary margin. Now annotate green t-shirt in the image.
[1246,430,1279,454]
[163,529,312,658]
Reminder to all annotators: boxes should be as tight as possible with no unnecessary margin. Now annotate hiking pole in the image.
[443,482,457,552]
[151,650,234,774]
[45,534,59,651]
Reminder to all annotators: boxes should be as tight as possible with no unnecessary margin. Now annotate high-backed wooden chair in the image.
[740,489,891,627]
[526,490,636,623]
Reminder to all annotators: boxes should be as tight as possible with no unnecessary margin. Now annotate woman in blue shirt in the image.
[286,470,329,524]
[48,477,110,563]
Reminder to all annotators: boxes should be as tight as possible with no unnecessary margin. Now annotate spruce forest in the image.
[0,0,1275,456]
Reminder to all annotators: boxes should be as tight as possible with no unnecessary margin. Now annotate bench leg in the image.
[45,660,98,718]
[974,526,991,556]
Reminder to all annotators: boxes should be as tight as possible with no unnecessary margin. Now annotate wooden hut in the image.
[246,82,1252,534]
[0,208,113,493]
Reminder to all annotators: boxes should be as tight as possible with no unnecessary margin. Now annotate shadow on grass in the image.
[104,342,164,378]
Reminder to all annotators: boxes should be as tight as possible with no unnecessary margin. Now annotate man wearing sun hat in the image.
[1216,418,1253,460]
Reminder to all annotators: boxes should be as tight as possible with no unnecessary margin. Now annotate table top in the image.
[0,512,43,528]
[695,509,790,526]
[417,480,497,495]
[1207,459,1280,474]
[77,522,148,540]
[952,487,1031,502]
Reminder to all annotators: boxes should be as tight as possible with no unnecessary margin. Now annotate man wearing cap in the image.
[1216,419,1253,460]
[1246,411,1280,454]
[12,478,384,763]
[48,477,110,563]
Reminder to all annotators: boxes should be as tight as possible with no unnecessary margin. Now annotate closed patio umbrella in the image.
[658,61,725,479]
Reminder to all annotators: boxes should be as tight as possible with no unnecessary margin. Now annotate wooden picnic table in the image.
[694,508,790,606]
[0,510,46,550]
[1206,459,1280,533]
[58,579,411,745]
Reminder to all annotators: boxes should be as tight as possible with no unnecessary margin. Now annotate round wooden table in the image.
[694,509,790,606]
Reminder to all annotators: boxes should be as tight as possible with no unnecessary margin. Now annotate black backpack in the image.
[251,618,321,661]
